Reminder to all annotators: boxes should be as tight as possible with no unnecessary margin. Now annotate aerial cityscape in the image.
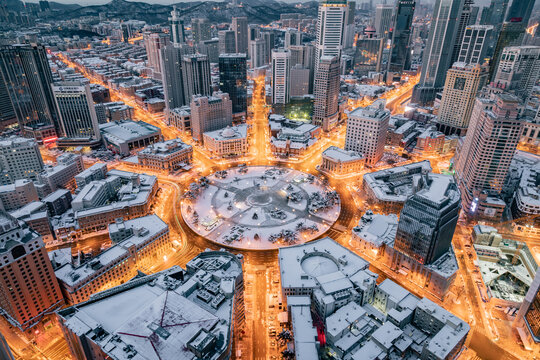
[0,0,538,359]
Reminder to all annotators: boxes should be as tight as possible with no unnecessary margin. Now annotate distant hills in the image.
[7,0,319,24]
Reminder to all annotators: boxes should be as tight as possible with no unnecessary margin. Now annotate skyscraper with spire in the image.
[169,6,185,45]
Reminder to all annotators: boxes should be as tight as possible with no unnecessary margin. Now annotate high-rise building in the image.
[262,32,276,64]
[219,54,247,115]
[454,93,523,218]
[285,29,302,48]
[191,18,212,43]
[169,6,185,45]
[375,4,394,39]
[271,48,291,105]
[457,25,493,64]
[387,0,415,74]
[248,24,260,42]
[0,44,59,142]
[290,65,310,97]
[345,100,389,166]
[0,77,15,128]
[198,38,219,63]
[182,54,212,101]
[490,0,536,79]
[411,0,465,105]
[218,30,236,55]
[190,91,233,142]
[492,46,540,101]
[437,63,488,135]
[450,0,474,66]
[313,56,340,131]
[394,174,461,265]
[161,44,194,110]
[354,28,384,75]
[0,136,43,185]
[343,1,357,49]
[249,38,266,68]
[52,82,101,147]
[143,32,169,80]
[0,212,63,329]
[232,16,248,54]
[315,0,348,72]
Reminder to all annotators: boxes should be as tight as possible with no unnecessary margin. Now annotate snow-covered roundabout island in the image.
[181,166,341,250]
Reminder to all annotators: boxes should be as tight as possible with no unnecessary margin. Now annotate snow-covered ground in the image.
[181,166,341,250]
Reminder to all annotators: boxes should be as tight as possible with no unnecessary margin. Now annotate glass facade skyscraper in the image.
[387,0,415,74]
[0,44,59,140]
[218,54,247,115]
[394,175,461,265]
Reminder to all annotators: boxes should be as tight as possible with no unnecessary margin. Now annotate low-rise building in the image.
[472,225,538,304]
[168,106,192,133]
[35,153,84,197]
[54,215,170,304]
[100,120,162,156]
[269,117,320,158]
[9,201,54,244]
[279,237,469,360]
[362,161,432,213]
[136,138,193,173]
[0,179,39,211]
[203,125,248,158]
[52,170,158,241]
[57,250,244,360]
[74,163,108,189]
[320,146,365,176]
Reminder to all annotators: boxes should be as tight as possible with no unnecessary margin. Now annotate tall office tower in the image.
[248,24,260,42]
[0,137,43,184]
[0,44,59,142]
[249,38,266,68]
[313,56,340,131]
[169,6,185,45]
[0,332,15,360]
[492,46,540,101]
[219,54,247,115]
[490,0,536,79]
[218,30,236,55]
[375,4,394,39]
[394,175,461,265]
[52,82,101,147]
[314,0,348,72]
[161,44,194,110]
[437,63,488,135]
[285,29,302,48]
[290,65,310,97]
[354,35,384,75]
[450,0,474,66]
[190,91,233,142]
[343,1,357,49]
[411,0,464,105]
[232,17,248,54]
[143,32,169,80]
[271,48,291,105]
[198,39,219,63]
[387,0,415,75]
[262,32,276,63]
[191,18,212,43]
[182,54,212,101]
[345,99,389,166]
[516,269,540,343]
[0,212,63,329]
[469,5,479,25]
[454,93,523,218]
[457,25,493,64]
[0,75,16,127]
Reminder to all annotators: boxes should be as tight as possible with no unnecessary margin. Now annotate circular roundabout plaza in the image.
[181,166,341,250]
